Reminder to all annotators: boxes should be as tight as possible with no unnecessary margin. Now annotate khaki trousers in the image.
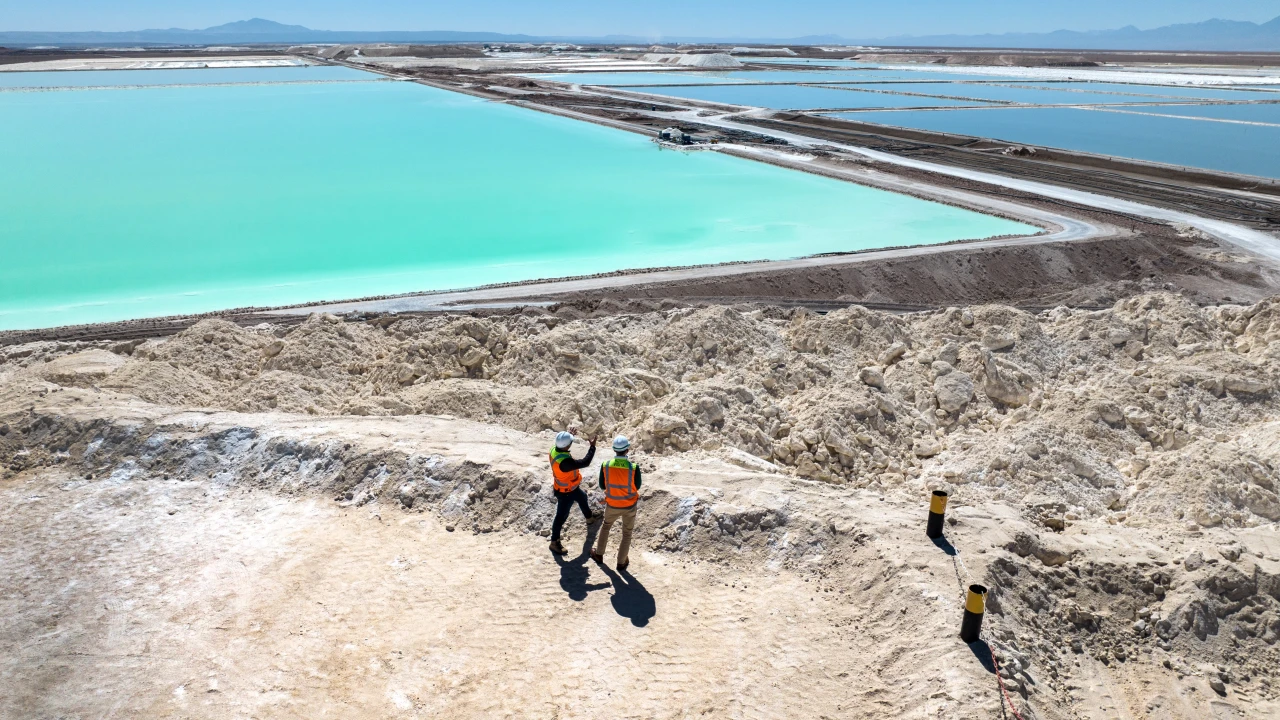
[594,505,637,565]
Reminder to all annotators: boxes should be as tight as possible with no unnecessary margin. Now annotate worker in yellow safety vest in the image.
[548,430,600,555]
[591,435,643,571]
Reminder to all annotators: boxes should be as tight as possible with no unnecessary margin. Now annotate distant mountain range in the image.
[0,18,540,47]
[874,16,1280,51]
[3,16,1280,52]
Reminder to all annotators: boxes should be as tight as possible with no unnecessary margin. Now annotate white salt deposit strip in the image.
[1086,106,1280,128]
[0,79,395,93]
[0,57,311,72]
[868,63,1280,87]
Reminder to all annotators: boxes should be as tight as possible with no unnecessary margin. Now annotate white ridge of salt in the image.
[868,63,1280,87]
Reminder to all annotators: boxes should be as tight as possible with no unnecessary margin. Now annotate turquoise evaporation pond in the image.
[833,107,1280,179]
[626,83,993,110]
[0,65,376,89]
[0,76,1035,330]
[830,82,1248,107]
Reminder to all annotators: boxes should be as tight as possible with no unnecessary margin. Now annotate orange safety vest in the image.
[603,457,639,508]
[550,447,582,493]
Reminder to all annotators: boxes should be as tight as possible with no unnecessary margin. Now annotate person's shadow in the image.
[552,521,610,601]
[597,562,656,627]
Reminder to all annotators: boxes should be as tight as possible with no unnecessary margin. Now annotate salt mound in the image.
[675,54,742,68]
[103,359,224,408]
[35,350,125,388]
[140,319,272,382]
[100,319,268,407]
[642,53,743,69]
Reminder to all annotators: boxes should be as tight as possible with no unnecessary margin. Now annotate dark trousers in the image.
[551,486,592,542]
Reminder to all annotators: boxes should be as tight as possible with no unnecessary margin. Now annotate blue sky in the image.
[4,1,1280,37]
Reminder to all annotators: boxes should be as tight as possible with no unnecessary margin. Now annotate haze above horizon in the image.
[6,1,1280,39]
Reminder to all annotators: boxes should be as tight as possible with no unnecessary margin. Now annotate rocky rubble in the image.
[980,546,1280,710]
[5,292,1280,532]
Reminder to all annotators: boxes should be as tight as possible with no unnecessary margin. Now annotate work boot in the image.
[617,560,629,572]
[586,512,602,525]
[590,551,603,563]
[549,540,567,555]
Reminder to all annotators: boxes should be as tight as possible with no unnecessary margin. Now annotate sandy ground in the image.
[0,469,967,719]
[6,294,1280,718]
[6,398,1276,719]
[0,396,1009,720]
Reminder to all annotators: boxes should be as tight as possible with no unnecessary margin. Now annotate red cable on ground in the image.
[990,649,1027,720]
[951,538,1028,719]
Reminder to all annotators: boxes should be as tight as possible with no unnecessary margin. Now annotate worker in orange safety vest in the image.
[548,430,600,555]
[591,435,643,571]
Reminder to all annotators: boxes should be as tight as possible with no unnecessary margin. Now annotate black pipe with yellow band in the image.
[926,490,948,539]
[960,584,987,642]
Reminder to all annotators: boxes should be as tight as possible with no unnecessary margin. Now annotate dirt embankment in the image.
[559,231,1276,309]
[6,292,1280,532]
[11,291,1278,528]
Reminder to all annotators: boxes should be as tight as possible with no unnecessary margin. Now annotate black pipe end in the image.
[926,511,945,539]
[960,609,984,643]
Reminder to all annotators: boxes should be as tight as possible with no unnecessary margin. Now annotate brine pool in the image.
[540,66,1280,180]
[0,67,1035,330]
[830,106,1280,179]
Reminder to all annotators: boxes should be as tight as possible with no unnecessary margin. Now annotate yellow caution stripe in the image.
[965,585,987,614]
[930,491,949,515]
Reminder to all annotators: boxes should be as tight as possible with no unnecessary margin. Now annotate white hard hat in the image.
[612,435,631,452]
[555,431,574,449]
